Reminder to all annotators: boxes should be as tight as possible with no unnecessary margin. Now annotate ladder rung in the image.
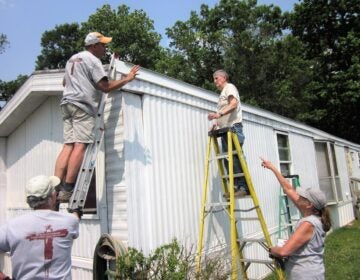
[212,151,238,160]
[222,172,244,179]
[240,258,274,265]
[240,237,265,243]
[205,202,231,208]
[236,217,260,221]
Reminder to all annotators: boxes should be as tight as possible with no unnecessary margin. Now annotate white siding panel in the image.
[6,97,62,208]
[104,92,128,241]
[138,93,210,253]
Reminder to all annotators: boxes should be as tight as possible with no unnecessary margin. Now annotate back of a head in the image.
[26,175,60,209]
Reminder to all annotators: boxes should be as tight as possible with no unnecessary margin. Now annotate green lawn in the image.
[324,219,360,280]
[265,219,360,280]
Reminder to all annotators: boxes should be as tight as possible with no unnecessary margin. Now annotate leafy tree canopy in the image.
[36,4,162,70]
[0,75,28,106]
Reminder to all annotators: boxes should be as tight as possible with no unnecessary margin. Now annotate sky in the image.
[0,0,299,82]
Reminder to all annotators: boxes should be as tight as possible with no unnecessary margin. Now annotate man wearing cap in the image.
[261,158,332,280]
[54,32,140,201]
[0,175,80,280]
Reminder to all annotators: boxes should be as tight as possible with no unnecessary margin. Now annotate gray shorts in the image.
[61,103,95,143]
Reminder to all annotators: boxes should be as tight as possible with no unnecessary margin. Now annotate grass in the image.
[324,219,360,280]
[265,219,360,280]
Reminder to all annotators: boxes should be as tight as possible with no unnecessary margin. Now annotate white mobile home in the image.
[1,60,359,279]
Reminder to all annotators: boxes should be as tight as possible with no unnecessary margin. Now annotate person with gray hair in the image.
[208,69,249,198]
[0,175,80,280]
[261,158,332,280]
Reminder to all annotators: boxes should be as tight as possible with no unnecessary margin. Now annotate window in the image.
[276,133,292,176]
[83,172,97,214]
[314,141,342,203]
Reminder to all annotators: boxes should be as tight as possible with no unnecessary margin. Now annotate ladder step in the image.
[236,217,260,221]
[240,258,274,265]
[222,172,244,179]
[212,151,237,160]
[205,202,231,208]
[240,237,266,243]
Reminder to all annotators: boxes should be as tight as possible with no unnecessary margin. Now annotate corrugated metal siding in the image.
[128,91,211,253]
[3,97,102,278]
[103,92,127,241]
[6,97,62,208]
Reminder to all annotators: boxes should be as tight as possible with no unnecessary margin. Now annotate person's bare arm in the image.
[96,65,140,93]
[261,157,300,204]
[208,95,238,120]
[270,221,314,257]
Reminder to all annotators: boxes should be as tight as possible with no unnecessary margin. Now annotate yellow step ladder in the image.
[197,127,284,280]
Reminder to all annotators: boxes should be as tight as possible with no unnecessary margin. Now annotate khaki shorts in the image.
[61,103,95,143]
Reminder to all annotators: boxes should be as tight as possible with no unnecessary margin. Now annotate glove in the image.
[68,207,83,219]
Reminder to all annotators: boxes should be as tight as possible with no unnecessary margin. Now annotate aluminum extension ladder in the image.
[196,127,284,280]
[68,54,117,211]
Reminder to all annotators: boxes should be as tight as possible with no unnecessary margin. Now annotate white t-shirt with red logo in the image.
[0,210,79,280]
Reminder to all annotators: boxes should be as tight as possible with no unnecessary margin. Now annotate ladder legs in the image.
[197,129,285,280]
[197,136,213,272]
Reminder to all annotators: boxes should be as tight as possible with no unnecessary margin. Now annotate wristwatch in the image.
[218,111,224,117]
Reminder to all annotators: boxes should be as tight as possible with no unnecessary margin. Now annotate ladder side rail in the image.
[196,136,213,272]
[211,136,228,194]
[231,132,272,247]
[231,132,285,280]
[227,131,240,280]
[68,99,106,210]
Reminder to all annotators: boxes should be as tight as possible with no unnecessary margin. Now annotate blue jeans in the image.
[220,123,249,192]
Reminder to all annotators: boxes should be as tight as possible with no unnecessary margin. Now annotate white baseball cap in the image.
[84,32,112,46]
[25,175,61,199]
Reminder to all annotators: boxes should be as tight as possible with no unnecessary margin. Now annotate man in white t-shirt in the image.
[0,175,80,280]
[208,69,249,198]
[54,32,140,201]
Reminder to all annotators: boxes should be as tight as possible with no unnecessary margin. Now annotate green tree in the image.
[0,33,9,54]
[289,0,360,143]
[159,0,313,120]
[0,75,28,106]
[36,5,162,70]
[81,4,162,68]
[35,23,82,70]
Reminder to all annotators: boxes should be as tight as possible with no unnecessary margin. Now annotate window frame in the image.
[275,132,293,177]
[314,140,342,203]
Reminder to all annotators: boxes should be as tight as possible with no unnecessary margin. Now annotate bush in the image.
[110,239,230,279]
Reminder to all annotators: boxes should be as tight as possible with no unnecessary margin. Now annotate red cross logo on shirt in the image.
[26,225,68,279]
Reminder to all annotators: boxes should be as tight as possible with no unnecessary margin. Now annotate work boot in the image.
[57,183,75,203]
[223,187,249,200]
[58,190,74,203]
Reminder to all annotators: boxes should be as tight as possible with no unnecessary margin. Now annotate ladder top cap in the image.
[208,127,232,137]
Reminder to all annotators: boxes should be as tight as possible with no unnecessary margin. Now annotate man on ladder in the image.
[208,69,249,198]
[54,31,140,202]
[199,69,285,279]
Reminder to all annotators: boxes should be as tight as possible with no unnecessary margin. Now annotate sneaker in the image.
[58,189,74,203]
